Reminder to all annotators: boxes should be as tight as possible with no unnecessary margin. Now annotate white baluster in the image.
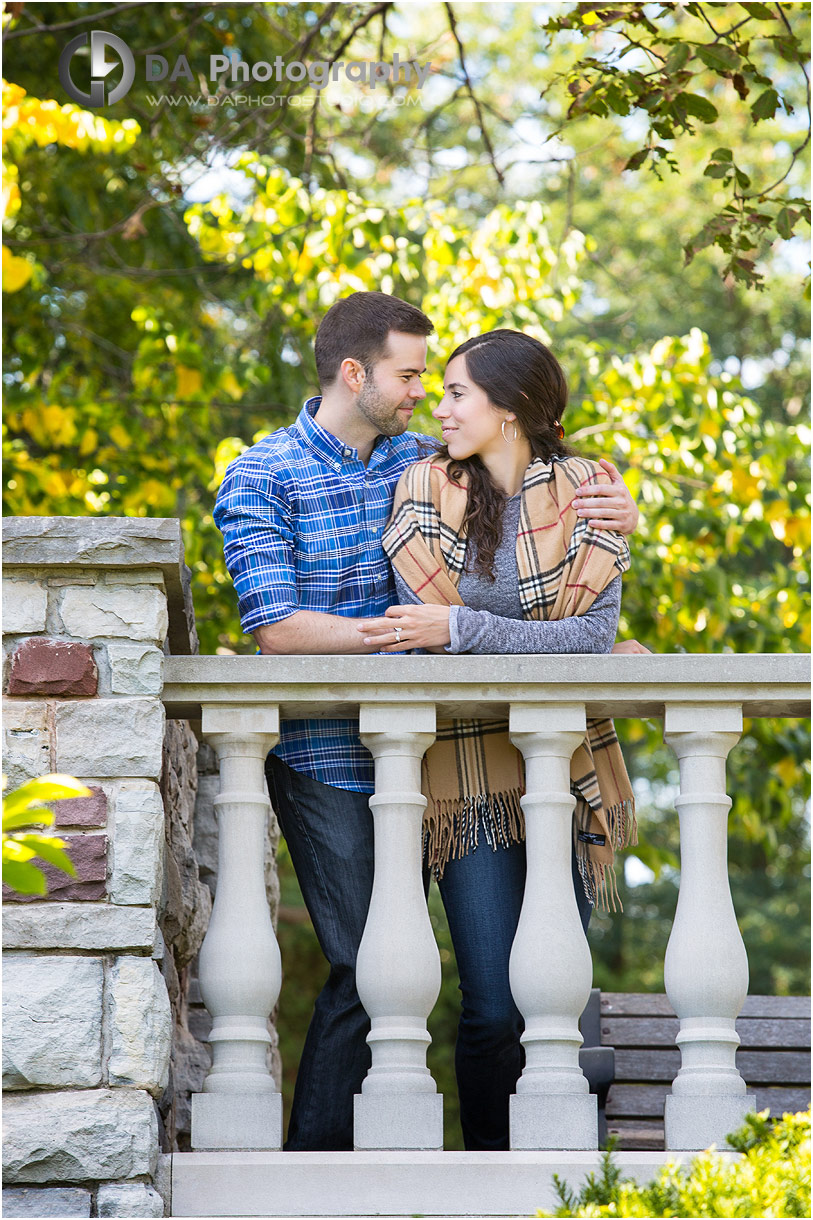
[354,703,443,1150]
[508,703,597,1150]
[663,703,754,1150]
[191,704,283,1151]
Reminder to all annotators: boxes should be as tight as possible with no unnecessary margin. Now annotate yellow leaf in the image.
[109,424,131,449]
[79,428,99,457]
[784,516,811,550]
[2,244,33,292]
[775,757,798,787]
[176,365,202,399]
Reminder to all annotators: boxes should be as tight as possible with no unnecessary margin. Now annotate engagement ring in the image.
[394,625,402,643]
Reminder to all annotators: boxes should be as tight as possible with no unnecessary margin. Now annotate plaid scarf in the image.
[382,453,637,911]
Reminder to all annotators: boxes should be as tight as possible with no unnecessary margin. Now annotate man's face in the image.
[356,332,427,436]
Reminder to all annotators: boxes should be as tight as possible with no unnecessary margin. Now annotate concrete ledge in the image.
[162,653,810,720]
[171,1149,738,1216]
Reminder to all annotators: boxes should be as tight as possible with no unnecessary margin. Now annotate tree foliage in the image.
[540,3,810,289]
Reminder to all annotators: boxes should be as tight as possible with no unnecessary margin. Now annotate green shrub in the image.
[538,1108,811,1218]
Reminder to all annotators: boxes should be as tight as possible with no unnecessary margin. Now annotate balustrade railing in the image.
[162,654,809,1154]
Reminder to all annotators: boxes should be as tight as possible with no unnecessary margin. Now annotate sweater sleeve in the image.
[448,576,622,655]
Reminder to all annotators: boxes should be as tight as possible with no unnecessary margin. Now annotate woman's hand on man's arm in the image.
[357,603,452,652]
[573,458,639,535]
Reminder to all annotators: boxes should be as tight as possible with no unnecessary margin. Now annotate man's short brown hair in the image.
[314,292,434,388]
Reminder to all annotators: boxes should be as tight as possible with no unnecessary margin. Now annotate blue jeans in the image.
[438,833,591,1150]
[265,755,375,1150]
[266,755,591,1151]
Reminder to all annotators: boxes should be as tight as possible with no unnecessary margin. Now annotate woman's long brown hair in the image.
[439,330,578,578]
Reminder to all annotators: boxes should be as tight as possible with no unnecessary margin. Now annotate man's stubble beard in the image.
[356,371,412,437]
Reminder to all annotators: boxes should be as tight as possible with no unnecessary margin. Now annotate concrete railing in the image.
[162,653,810,1155]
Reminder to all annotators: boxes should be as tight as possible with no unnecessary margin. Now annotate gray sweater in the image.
[392,493,622,654]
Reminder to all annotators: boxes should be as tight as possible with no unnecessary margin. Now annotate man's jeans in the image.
[266,754,591,1151]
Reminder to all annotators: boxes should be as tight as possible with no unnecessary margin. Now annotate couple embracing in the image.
[214,290,645,1153]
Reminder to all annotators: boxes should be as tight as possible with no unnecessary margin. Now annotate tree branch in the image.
[3,2,145,42]
[444,2,504,187]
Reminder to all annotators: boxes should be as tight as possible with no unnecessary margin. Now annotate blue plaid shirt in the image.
[214,397,438,792]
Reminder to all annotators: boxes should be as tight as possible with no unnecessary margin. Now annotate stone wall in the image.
[2,519,212,1218]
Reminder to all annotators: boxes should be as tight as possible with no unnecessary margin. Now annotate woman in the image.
[357,329,638,1152]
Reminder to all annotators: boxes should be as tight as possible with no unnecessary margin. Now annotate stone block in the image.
[162,719,199,836]
[2,580,47,634]
[353,1093,444,1151]
[2,1089,158,1183]
[3,903,155,951]
[55,784,107,827]
[59,585,168,644]
[97,1182,165,1218]
[169,1026,211,1142]
[101,569,165,585]
[510,1091,598,1150]
[2,956,103,1089]
[2,1187,91,1217]
[7,638,97,697]
[2,699,51,790]
[665,1092,756,1150]
[107,644,163,695]
[192,773,219,890]
[191,1092,283,1151]
[162,815,211,967]
[110,781,165,905]
[109,957,172,1094]
[56,698,164,778]
[3,833,107,904]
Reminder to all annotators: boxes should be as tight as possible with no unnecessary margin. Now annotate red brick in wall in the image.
[3,833,108,903]
[7,638,98,697]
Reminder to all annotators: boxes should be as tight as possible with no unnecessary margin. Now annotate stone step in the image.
[171,1149,734,1217]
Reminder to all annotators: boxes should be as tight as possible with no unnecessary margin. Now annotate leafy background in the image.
[3,1,809,1149]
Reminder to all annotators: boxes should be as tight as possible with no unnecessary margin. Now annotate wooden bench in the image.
[600,992,811,1150]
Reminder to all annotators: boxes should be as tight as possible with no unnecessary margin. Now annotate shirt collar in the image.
[295,396,394,470]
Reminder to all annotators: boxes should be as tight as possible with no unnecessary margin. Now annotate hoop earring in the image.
[501,418,518,444]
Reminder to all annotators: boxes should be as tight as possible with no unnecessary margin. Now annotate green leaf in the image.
[696,43,742,72]
[751,88,779,121]
[2,806,55,831]
[710,147,734,162]
[624,149,649,172]
[739,2,776,18]
[665,43,691,72]
[13,835,76,875]
[678,93,719,122]
[2,857,47,895]
[776,208,796,240]
[2,774,91,823]
[704,162,732,179]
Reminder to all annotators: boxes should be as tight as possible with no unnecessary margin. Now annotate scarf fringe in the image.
[577,852,623,915]
[606,797,638,851]
[424,789,525,879]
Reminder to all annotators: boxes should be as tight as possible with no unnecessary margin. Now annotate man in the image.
[214,291,639,1151]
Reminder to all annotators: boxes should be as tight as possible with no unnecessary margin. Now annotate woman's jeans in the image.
[438,830,591,1150]
[265,754,591,1151]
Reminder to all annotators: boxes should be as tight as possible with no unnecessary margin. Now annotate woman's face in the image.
[433,355,515,461]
